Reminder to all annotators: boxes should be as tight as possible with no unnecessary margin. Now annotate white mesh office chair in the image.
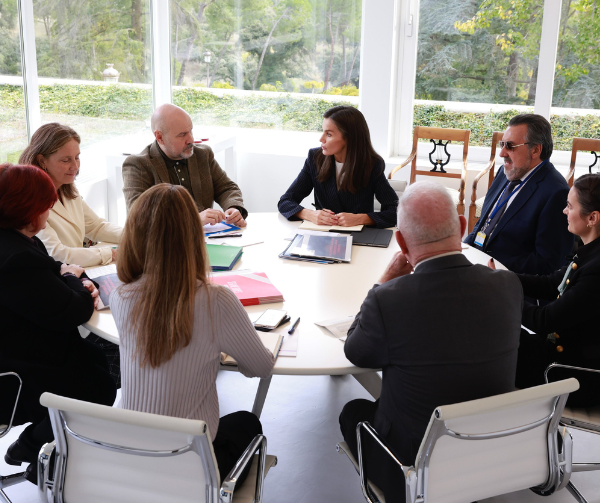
[337,379,579,503]
[37,393,276,503]
[0,372,25,503]
[545,364,600,503]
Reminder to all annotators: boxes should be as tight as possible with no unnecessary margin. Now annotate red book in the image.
[211,272,284,306]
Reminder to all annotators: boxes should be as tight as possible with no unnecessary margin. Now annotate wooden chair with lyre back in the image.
[566,137,600,188]
[467,131,505,233]
[388,127,470,215]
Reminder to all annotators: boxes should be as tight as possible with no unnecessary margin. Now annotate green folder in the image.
[206,244,243,271]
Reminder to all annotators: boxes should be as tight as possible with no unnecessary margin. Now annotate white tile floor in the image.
[2,371,599,502]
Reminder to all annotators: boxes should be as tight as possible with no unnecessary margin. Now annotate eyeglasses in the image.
[498,141,532,151]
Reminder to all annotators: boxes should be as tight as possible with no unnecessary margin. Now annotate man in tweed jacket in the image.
[122,104,247,226]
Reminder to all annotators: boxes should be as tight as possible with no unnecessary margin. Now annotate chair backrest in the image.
[467,131,505,233]
[40,392,220,503]
[567,137,600,187]
[412,379,579,503]
[390,126,470,215]
[0,372,22,439]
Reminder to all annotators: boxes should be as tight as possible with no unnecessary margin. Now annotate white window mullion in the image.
[359,0,399,158]
[150,0,172,109]
[18,0,41,141]
[392,0,419,156]
[534,0,562,119]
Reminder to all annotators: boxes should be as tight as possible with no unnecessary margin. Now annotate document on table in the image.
[86,263,117,279]
[315,315,356,342]
[285,230,342,241]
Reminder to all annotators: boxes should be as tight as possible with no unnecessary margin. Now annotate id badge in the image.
[474,231,486,248]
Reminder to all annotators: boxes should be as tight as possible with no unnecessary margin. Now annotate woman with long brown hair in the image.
[111,183,274,485]
[278,106,399,228]
[19,123,122,268]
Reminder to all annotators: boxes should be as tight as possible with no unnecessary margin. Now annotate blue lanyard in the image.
[485,159,548,224]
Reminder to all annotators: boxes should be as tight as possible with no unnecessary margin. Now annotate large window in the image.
[407,0,600,151]
[170,0,362,132]
[416,0,543,106]
[32,0,153,149]
[553,0,600,110]
[0,0,27,163]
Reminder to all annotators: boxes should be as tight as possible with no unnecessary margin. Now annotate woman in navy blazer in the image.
[0,164,116,483]
[490,174,600,406]
[278,106,398,228]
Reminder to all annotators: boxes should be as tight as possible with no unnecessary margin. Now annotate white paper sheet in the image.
[314,315,356,342]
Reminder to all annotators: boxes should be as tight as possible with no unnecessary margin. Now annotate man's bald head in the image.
[151,104,194,160]
[151,104,191,135]
[397,181,461,248]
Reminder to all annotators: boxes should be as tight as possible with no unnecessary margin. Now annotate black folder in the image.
[351,228,394,248]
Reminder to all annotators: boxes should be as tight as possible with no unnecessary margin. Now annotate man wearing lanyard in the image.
[464,114,573,275]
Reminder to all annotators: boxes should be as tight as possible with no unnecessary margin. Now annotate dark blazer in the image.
[123,141,247,217]
[278,148,399,228]
[0,228,110,425]
[518,236,600,366]
[345,254,523,465]
[464,161,573,275]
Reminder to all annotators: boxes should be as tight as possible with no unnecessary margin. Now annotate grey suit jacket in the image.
[345,253,523,465]
[122,141,246,217]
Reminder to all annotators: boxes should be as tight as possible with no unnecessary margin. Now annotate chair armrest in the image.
[471,159,495,204]
[37,441,55,503]
[356,421,409,503]
[389,151,417,180]
[220,434,267,503]
[544,363,600,384]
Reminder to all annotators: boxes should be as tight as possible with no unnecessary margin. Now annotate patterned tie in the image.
[484,179,521,243]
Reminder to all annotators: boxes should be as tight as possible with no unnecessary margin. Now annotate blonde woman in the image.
[111,184,274,485]
[20,123,123,387]
[19,123,122,268]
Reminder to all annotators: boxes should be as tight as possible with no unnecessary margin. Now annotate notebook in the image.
[287,233,352,263]
[211,272,284,306]
[351,228,394,248]
[86,264,121,310]
[220,331,283,366]
[206,244,243,271]
[299,221,363,233]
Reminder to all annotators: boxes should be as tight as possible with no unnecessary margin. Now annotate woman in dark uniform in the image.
[0,164,116,483]
[492,173,600,406]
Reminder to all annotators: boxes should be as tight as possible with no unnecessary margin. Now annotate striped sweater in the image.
[110,282,275,439]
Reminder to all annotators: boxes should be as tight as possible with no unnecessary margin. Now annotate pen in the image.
[208,233,242,239]
[288,317,300,334]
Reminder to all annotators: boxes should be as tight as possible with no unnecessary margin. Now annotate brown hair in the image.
[574,174,600,216]
[117,184,210,368]
[19,123,81,200]
[315,106,383,193]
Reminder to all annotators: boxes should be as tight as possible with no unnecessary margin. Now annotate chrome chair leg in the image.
[566,480,589,503]
[0,471,27,503]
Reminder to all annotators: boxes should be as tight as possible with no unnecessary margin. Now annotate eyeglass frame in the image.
[498,141,533,151]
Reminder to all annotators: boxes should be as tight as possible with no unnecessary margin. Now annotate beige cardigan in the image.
[37,192,122,267]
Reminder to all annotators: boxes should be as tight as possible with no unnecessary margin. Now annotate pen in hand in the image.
[288,317,300,335]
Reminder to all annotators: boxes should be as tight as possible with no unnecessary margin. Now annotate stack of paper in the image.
[211,272,284,306]
[220,331,283,365]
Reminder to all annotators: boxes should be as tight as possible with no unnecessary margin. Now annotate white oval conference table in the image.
[84,212,502,417]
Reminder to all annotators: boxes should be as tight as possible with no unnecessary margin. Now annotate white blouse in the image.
[37,191,122,267]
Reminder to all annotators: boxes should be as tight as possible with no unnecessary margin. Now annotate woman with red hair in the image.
[0,164,116,485]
